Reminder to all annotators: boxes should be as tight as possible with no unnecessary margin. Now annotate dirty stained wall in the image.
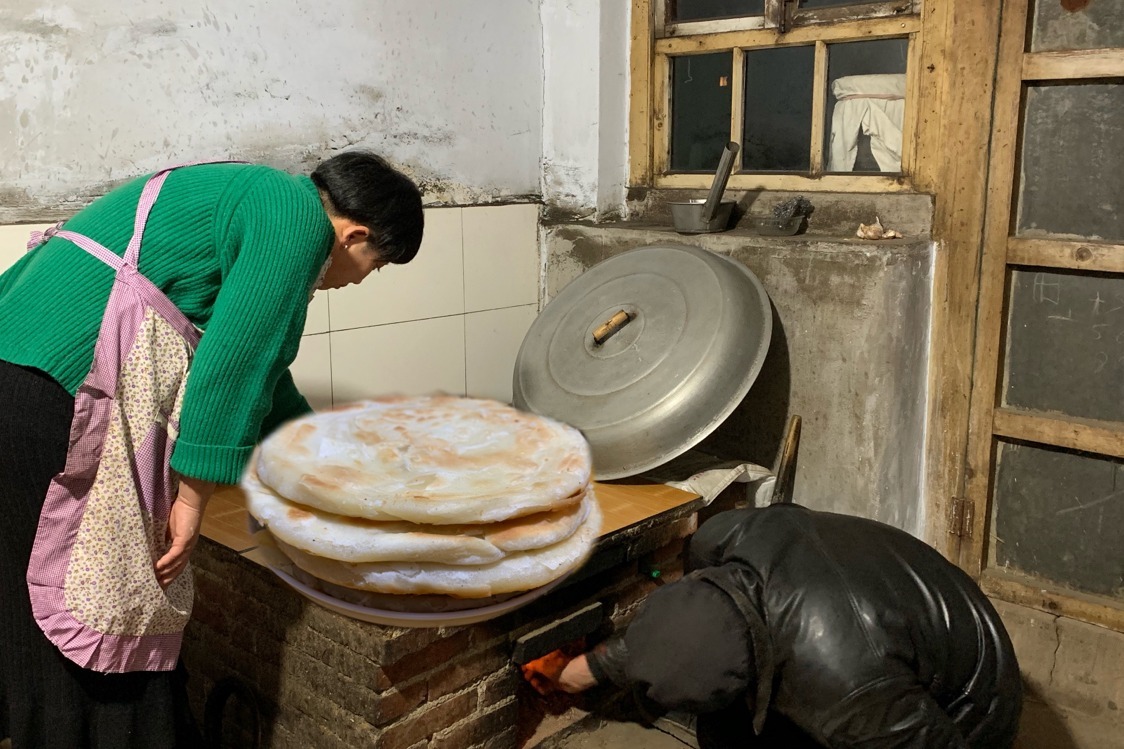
[0,0,544,219]
[540,0,629,219]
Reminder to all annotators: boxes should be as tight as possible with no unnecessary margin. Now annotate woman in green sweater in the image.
[0,151,423,748]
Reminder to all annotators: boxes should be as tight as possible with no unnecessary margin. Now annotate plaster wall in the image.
[540,0,629,219]
[0,0,544,220]
[544,223,932,536]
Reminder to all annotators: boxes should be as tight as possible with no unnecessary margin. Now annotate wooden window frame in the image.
[629,0,923,192]
[961,0,1124,632]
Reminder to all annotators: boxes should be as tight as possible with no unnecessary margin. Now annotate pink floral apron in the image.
[24,165,205,673]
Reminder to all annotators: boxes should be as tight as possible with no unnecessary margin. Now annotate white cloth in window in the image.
[828,74,907,173]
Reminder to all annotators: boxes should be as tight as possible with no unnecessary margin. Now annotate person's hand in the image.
[558,655,599,694]
[155,475,215,588]
[521,650,572,695]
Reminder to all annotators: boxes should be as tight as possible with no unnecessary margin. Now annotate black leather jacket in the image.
[587,504,1022,748]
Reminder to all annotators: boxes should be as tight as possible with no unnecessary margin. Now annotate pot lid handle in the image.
[592,310,634,346]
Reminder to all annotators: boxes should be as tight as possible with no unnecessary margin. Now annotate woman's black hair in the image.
[311,151,424,264]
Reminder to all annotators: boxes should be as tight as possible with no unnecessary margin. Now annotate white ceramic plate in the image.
[268,565,569,627]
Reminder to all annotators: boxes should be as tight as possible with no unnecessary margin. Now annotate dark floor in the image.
[526,701,697,749]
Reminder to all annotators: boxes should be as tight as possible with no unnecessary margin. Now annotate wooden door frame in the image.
[911,0,1004,556]
[959,0,1124,632]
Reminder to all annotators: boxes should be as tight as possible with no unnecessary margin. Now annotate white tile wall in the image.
[462,204,540,313]
[1,204,543,409]
[0,224,49,274]
[290,333,333,411]
[328,207,465,331]
[465,304,538,403]
[330,316,467,402]
[304,292,330,335]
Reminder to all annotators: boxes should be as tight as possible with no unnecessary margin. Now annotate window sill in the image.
[616,187,933,239]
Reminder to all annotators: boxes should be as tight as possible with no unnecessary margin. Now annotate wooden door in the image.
[961,0,1124,628]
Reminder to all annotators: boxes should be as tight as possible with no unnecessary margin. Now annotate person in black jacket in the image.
[554,504,1023,748]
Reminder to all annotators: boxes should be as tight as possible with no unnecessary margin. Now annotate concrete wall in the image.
[995,599,1124,749]
[0,0,545,219]
[543,220,933,536]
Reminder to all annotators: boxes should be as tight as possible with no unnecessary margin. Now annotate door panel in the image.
[963,0,1124,628]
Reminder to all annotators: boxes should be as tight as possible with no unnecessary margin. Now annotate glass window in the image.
[1031,0,1124,52]
[992,442,1124,600]
[1004,269,1124,423]
[1017,83,1124,242]
[670,53,734,171]
[741,45,815,171]
[824,38,908,174]
[669,0,765,22]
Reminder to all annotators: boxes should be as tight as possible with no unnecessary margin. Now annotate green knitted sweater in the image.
[0,163,334,484]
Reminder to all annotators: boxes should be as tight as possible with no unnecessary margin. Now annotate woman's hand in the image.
[558,655,600,694]
[155,475,215,588]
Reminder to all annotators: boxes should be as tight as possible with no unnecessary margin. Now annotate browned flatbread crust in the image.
[244,463,595,565]
[257,396,592,524]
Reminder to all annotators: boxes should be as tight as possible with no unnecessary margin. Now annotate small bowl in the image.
[668,199,736,234]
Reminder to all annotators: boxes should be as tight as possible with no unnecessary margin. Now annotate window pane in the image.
[993,441,1124,600]
[741,45,814,172]
[824,38,908,174]
[1032,0,1124,52]
[670,0,765,22]
[1004,269,1124,423]
[1017,83,1124,243]
[670,53,733,171]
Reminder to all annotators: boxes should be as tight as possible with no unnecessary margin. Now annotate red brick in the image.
[648,537,686,565]
[427,646,510,701]
[484,725,518,749]
[479,671,519,708]
[384,629,473,681]
[272,675,374,748]
[370,681,429,727]
[379,625,468,665]
[378,689,478,749]
[430,698,518,749]
[287,625,393,691]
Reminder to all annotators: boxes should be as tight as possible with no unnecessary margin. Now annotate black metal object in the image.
[771,415,802,505]
[512,602,605,665]
[203,676,262,749]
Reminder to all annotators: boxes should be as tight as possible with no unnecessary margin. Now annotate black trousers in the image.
[0,360,201,749]
[696,701,821,749]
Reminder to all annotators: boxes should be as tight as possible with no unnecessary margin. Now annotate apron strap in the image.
[53,230,125,271]
[124,159,246,267]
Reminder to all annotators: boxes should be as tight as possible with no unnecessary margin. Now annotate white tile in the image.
[327,207,464,330]
[330,316,466,404]
[290,333,333,411]
[465,305,538,404]
[304,291,329,335]
[0,224,50,274]
[462,204,540,313]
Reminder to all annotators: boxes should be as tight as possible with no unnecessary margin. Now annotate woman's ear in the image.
[341,223,369,247]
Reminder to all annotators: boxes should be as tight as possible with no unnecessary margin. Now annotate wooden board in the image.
[201,481,702,566]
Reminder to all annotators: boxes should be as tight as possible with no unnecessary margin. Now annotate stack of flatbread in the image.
[243,395,600,612]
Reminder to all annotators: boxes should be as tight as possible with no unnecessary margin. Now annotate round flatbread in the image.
[289,568,526,613]
[256,396,592,524]
[271,500,602,598]
[243,466,596,565]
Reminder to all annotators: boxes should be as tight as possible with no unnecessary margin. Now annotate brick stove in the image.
[184,482,733,748]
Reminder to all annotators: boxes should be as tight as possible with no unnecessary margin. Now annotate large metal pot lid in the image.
[513,244,772,480]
